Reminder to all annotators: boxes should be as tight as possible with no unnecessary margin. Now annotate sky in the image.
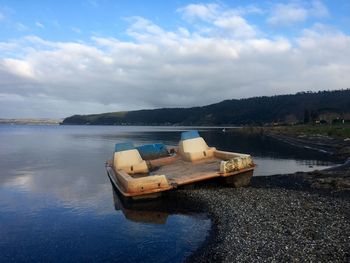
[0,0,349,118]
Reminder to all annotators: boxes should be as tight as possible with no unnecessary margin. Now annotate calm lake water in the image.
[0,125,333,262]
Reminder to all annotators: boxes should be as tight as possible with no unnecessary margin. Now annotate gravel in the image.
[178,174,350,262]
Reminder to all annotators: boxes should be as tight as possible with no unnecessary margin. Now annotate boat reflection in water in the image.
[113,187,168,224]
[110,182,206,225]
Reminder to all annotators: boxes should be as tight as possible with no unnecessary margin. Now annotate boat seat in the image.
[113,142,149,174]
[179,131,216,162]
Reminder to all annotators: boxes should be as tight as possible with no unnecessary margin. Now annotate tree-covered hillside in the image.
[62,90,350,125]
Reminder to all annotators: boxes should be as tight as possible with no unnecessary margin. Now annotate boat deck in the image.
[149,157,222,185]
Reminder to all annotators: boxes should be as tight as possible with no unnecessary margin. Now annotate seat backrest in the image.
[113,142,148,173]
[179,137,209,153]
[114,149,144,169]
[179,131,215,161]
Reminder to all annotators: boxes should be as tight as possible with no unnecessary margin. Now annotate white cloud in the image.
[234,4,264,15]
[2,58,35,78]
[214,15,257,38]
[35,21,44,28]
[268,3,307,25]
[267,0,329,26]
[177,3,259,39]
[309,0,329,17]
[0,41,19,52]
[177,3,263,22]
[177,3,219,21]
[0,2,349,118]
[15,22,28,31]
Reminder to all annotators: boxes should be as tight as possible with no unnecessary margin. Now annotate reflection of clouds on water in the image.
[1,170,114,214]
[4,171,35,190]
[1,178,113,215]
[0,125,213,262]
[0,126,115,211]
[1,155,115,214]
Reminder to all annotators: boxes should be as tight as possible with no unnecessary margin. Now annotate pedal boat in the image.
[106,131,256,200]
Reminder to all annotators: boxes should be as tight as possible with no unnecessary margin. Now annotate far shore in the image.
[228,125,350,161]
[0,119,62,125]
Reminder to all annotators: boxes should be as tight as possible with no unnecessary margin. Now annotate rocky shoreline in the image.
[180,130,350,262]
[181,162,349,262]
[118,127,349,262]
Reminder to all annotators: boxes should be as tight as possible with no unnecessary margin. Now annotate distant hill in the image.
[62,90,350,126]
[0,119,61,125]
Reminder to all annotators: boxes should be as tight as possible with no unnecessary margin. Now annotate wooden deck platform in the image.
[152,157,234,185]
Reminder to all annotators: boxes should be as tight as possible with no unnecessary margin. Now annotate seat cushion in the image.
[136,143,169,160]
[181,130,200,140]
[115,142,135,152]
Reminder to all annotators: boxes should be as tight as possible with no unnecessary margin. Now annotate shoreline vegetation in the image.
[61,90,350,126]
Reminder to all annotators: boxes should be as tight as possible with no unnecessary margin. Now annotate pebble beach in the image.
[181,166,350,262]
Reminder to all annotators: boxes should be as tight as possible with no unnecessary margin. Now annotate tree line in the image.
[62,89,350,126]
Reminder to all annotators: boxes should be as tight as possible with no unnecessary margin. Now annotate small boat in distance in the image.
[106,131,256,200]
